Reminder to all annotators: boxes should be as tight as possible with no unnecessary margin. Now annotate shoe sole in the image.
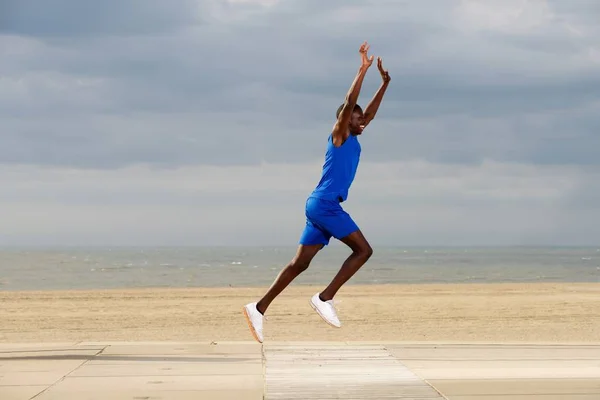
[242,306,263,344]
[309,298,341,328]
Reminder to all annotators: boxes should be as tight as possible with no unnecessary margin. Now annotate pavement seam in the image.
[28,345,108,400]
[383,345,450,400]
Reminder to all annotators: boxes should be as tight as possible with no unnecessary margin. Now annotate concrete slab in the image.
[0,385,47,400]
[429,379,600,396]
[416,367,600,380]
[1,342,599,399]
[98,343,261,356]
[406,360,600,369]
[0,342,264,399]
[386,344,600,399]
[0,360,85,373]
[0,348,103,360]
[264,344,446,399]
[407,361,600,379]
[38,374,263,393]
[0,371,75,386]
[446,395,600,400]
[388,345,600,380]
[89,355,260,364]
[0,343,79,350]
[69,362,262,377]
[348,341,600,346]
[76,341,214,346]
[36,389,264,400]
[386,344,600,361]
[264,341,349,346]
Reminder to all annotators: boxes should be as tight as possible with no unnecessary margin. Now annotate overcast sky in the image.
[1,0,599,247]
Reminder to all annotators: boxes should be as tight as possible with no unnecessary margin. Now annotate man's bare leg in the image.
[308,230,372,328]
[310,230,373,328]
[244,243,323,342]
[255,243,324,314]
[319,230,372,301]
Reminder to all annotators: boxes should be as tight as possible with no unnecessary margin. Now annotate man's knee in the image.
[288,244,322,274]
[341,230,373,260]
[289,258,311,274]
[365,244,374,259]
[357,243,373,260]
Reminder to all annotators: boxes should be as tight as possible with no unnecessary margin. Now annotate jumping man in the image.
[243,41,391,343]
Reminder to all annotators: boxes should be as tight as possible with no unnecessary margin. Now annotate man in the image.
[243,42,391,343]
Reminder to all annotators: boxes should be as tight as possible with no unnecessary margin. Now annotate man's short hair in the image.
[336,103,363,119]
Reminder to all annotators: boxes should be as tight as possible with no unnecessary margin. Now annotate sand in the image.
[1,283,599,343]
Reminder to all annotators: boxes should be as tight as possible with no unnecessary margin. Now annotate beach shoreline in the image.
[1,282,599,343]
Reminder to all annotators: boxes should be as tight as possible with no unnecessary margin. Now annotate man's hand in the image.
[377,57,391,83]
[362,56,391,127]
[332,42,373,145]
[360,42,374,69]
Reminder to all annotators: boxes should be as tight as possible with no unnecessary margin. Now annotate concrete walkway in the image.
[1,342,599,399]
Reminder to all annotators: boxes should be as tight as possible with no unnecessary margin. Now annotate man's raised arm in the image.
[363,57,391,127]
[332,42,374,145]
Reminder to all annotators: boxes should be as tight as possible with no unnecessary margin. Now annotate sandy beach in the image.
[1,283,599,343]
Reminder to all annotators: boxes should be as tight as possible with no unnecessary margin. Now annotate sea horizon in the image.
[0,245,598,291]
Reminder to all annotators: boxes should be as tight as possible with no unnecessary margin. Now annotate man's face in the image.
[349,110,365,135]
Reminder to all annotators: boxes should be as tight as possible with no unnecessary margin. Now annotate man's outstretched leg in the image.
[310,230,373,327]
[257,244,324,313]
[243,243,323,343]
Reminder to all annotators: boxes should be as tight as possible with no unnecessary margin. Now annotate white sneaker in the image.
[243,302,264,343]
[310,293,341,328]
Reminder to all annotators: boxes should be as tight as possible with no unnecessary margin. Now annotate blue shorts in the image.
[299,196,360,246]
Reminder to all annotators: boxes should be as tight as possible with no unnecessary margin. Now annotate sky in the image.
[1,0,599,247]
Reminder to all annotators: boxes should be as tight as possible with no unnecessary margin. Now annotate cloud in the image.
[1,0,599,245]
[0,160,598,246]
[0,0,201,37]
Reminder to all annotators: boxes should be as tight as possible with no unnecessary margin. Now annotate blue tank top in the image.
[310,134,361,202]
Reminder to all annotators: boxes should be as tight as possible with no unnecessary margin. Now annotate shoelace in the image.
[325,298,341,311]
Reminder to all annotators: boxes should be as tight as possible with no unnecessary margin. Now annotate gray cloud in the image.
[2,0,599,166]
[0,0,200,37]
[1,0,600,246]
[1,161,598,246]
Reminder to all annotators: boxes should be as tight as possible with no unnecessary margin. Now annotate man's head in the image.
[336,104,365,135]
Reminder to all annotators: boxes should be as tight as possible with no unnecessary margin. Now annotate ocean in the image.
[0,246,598,291]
